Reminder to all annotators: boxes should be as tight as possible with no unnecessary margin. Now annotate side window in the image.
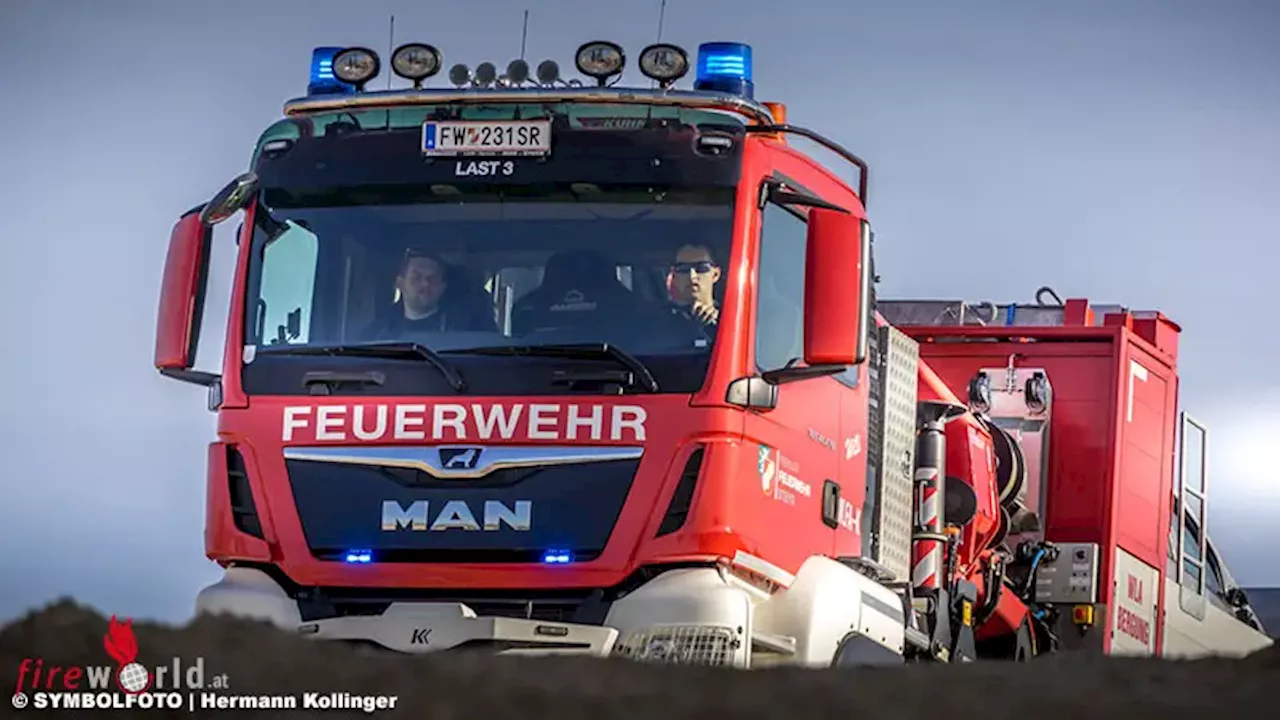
[1181,515,1200,564]
[755,203,808,371]
[257,222,319,345]
[1205,548,1225,598]
[1180,511,1203,593]
[1177,416,1209,595]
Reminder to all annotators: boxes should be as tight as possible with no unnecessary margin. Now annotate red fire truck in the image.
[154,39,1272,664]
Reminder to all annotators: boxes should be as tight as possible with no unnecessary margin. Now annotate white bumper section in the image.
[195,557,906,666]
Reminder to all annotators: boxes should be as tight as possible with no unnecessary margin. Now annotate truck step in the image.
[752,632,797,656]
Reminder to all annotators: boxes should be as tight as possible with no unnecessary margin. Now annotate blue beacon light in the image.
[542,549,573,564]
[308,47,356,96]
[693,42,754,99]
[344,549,372,563]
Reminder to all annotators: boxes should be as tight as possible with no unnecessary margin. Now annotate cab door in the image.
[739,194,844,570]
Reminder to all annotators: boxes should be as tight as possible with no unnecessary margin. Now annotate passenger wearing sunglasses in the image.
[668,243,722,327]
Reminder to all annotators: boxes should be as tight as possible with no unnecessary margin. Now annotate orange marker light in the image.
[759,102,788,142]
[763,102,787,125]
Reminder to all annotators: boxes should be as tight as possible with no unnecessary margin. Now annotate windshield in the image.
[240,101,744,398]
[240,185,734,396]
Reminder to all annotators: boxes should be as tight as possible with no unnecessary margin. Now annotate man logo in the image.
[381,499,532,532]
[439,447,482,470]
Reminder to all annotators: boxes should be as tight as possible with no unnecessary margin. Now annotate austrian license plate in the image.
[421,120,552,157]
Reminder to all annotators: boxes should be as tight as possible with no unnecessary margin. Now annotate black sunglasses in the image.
[671,260,716,274]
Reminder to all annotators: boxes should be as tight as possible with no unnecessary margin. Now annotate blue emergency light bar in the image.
[309,47,356,96]
[694,42,754,99]
[343,549,372,563]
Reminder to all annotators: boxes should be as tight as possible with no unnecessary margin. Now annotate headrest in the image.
[541,250,613,291]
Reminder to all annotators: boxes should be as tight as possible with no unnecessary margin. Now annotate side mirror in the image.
[154,208,216,385]
[725,376,778,410]
[201,172,259,226]
[155,172,259,388]
[803,207,871,367]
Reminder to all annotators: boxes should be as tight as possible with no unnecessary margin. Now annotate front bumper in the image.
[194,565,753,666]
[302,602,619,655]
[195,566,617,656]
[195,557,910,666]
[196,556,914,668]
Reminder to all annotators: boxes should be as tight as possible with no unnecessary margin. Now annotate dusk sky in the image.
[0,0,1277,623]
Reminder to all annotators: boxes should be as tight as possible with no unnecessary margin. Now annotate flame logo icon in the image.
[103,615,151,694]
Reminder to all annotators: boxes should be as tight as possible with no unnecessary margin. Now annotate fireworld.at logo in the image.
[12,614,227,695]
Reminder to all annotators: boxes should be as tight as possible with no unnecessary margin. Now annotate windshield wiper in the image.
[442,342,659,393]
[256,342,467,392]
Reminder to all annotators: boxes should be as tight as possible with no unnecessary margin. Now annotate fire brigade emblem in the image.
[757,444,777,496]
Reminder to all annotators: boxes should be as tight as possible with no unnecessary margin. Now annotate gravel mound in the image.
[3,598,1274,719]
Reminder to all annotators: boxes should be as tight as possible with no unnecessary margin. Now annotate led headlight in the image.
[575,41,625,85]
[331,47,380,90]
[639,43,689,86]
[391,43,442,86]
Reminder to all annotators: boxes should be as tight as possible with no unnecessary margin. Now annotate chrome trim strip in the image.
[282,87,773,125]
[283,444,643,480]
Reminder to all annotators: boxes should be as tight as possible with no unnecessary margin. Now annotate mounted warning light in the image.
[542,549,573,564]
[344,549,372,564]
[308,47,355,96]
[331,47,380,91]
[694,42,754,98]
[474,62,498,87]
[448,63,471,87]
[390,43,441,87]
[575,41,625,86]
[506,59,530,86]
[536,60,560,86]
[639,43,689,88]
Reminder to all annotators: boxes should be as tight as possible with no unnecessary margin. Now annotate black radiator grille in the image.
[286,456,640,564]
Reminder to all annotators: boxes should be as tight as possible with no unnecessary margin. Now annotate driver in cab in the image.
[364,249,494,338]
[668,243,722,328]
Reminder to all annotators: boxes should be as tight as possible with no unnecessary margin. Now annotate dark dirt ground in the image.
[2,598,1275,719]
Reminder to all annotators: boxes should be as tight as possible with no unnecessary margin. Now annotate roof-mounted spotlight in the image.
[505,59,530,86]
[390,43,442,88]
[331,47,381,91]
[448,63,471,88]
[536,59,560,86]
[638,43,689,89]
[575,41,625,87]
[474,62,497,87]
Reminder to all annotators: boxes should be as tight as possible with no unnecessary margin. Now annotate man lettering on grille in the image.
[668,243,722,327]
